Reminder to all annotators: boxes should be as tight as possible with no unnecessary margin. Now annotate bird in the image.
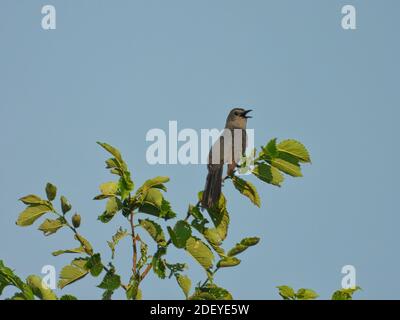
[201,108,252,209]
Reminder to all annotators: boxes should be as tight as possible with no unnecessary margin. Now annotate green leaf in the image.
[139,197,176,220]
[97,142,124,167]
[100,181,118,196]
[217,257,241,268]
[277,285,296,300]
[277,139,311,163]
[176,274,191,298]
[137,242,149,272]
[270,157,302,177]
[107,227,129,259]
[190,284,233,300]
[97,271,121,291]
[331,287,361,300]
[185,237,214,270]
[252,163,284,186]
[232,176,261,207]
[142,188,163,208]
[60,294,78,300]
[102,290,114,300]
[168,220,192,249]
[152,247,167,279]
[74,234,93,255]
[38,218,65,236]
[52,247,85,257]
[98,197,122,223]
[45,183,57,201]
[26,275,57,300]
[0,260,34,300]
[199,193,229,242]
[60,196,72,214]
[118,172,134,201]
[137,176,170,194]
[296,288,319,300]
[19,194,45,205]
[188,204,205,221]
[265,138,278,157]
[58,259,89,289]
[126,282,142,300]
[97,142,134,200]
[227,237,260,257]
[85,254,103,277]
[139,219,167,247]
[16,204,52,226]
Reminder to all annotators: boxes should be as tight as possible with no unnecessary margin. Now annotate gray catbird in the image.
[201,108,252,208]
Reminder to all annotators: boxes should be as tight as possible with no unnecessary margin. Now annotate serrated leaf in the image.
[152,247,167,279]
[227,237,260,257]
[199,192,229,242]
[142,188,163,208]
[252,163,284,186]
[185,237,214,270]
[232,176,261,207]
[85,253,103,277]
[38,218,65,236]
[97,142,134,200]
[277,139,311,163]
[277,285,296,300]
[176,274,191,298]
[137,176,170,195]
[139,219,167,246]
[331,286,361,300]
[97,271,121,291]
[107,227,128,259]
[98,197,122,223]
[265,138,278,157]
[74,234,93,255]
[16,204,52,226]
[102,290,114,300]
[190,284,233,300]
[45,183,57,201]
[97,142,124,167]
[168,220,192,249]
[139,197,176,220]
[0,260,34,300]
[296,288,319,300]
[58,259,89,289]
[202,228,226,257]
[99,181,118,196]
[270,158,302,177]
[26,275,57,300]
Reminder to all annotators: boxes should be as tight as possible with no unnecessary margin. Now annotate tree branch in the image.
[130,210,138,275]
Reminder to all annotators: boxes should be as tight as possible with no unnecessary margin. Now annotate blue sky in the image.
[0,0,399,299]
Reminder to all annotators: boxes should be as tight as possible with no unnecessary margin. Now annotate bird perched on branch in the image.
[201,108,252,209]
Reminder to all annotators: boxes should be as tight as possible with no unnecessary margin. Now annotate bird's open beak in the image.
[242,109,253,118]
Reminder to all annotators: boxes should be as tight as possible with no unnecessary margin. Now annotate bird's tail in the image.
[201,165,223,209]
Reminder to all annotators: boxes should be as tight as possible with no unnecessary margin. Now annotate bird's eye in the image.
[234,111,239,116]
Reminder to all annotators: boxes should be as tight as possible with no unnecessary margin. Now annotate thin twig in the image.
[130,211,138,275]
[140,264,152,281]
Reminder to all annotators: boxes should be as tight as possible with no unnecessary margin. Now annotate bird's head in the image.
[226,108,252,129]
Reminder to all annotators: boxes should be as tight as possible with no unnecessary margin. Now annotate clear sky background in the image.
[0,0,399,300]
